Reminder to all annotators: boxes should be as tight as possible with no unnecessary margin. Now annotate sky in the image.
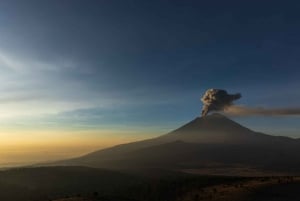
[0,0,299,165]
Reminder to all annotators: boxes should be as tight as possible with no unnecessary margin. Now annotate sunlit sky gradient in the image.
[0,0,300,165]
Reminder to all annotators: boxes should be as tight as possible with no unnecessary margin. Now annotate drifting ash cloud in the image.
[201,89,241,116]
[201,88,300,117]
[225,105,300,116]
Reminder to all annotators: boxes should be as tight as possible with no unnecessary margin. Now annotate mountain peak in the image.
[160,113,256,144]
[204,112,228,118]
[192,112,230,122]
[178,113,244,132]
[54,113,300,174]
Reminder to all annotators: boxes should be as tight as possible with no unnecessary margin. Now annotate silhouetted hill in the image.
[0,166,140,201]
[53,114,300,174]
[0,166,243,201]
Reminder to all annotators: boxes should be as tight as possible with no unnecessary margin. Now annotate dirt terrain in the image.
[180,176,300,201]
[54,198,98,201]
[52,176,300,201]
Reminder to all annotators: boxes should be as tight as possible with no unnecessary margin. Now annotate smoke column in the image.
[201,88,300,117]
[201,89,241,116]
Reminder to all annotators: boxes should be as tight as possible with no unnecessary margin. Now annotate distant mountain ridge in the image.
[52,113,300,175]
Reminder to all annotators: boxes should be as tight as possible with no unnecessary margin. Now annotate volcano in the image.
[54,113,300,175]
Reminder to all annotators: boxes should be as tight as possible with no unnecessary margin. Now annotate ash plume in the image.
[201,89,241,116]
[225,105,300,116]
[201,88,300,117]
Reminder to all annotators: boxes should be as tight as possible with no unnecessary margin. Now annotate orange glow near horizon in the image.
[0,129,157,166]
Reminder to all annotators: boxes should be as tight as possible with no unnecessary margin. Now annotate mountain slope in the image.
[53,113,300,174]
[159,113,295,144]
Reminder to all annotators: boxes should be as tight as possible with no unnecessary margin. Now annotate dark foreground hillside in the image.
[180,176,300,201]
[0,166,139,201]
[53,177,300,201]
[1,166,300,201]
[0,166,255,201]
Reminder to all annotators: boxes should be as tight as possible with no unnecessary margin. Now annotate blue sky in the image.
[0,0,299,140]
